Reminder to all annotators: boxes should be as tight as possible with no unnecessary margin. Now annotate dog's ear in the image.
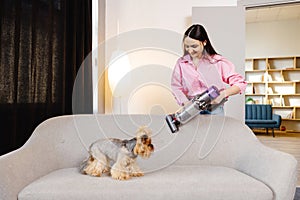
[136,126,152,138]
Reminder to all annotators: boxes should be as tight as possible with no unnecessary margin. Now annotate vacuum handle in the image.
[207,97,228,111]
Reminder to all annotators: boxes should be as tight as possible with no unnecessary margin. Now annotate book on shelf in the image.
[265,98,271,105]
[275,98,282,106]
[262,72,273,82]
[267,74,272,82]
[281,97,285,107]
[270,98,281,106]
[274,74,285,82]
[245,86,252,94]
[267,87,274,94]
[253,85,265,94]
[286,111,294,119]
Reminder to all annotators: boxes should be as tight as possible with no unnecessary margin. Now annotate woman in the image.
[171,24,247,114]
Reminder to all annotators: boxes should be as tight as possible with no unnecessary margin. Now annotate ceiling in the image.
[246,3,300,23]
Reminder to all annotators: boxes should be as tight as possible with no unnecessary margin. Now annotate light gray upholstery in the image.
[0,115,297,200]
[18,167,272,200]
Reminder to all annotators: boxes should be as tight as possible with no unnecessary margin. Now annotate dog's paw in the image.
[131,172,144,177]
[111,171,131,180]
[83,167,102,177]
[82,158,106,177]
[102,166,110,173]
[112,173,131,180]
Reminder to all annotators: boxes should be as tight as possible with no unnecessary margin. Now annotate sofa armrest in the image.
[213,116,296,200]
[272,114,281,128]
[236,141,297,200]
[0,115,85,200]
[0,143,62,200]
[182,116,297,200]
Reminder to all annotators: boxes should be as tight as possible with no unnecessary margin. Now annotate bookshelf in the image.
[245,56,300,131]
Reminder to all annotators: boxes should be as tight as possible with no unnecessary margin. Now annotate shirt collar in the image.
[180,54,192,63]
[181,54,221,64]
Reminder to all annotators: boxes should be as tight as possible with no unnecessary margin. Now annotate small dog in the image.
[80,126,154,180]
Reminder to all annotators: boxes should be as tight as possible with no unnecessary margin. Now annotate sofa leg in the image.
[272,128,275,137]
[266,128,268,135]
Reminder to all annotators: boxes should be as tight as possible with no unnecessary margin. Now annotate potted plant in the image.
[246,97,255,104]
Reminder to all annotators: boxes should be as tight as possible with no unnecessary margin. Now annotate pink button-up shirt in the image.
[171,54,247,105]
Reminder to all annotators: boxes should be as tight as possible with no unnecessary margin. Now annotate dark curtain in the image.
[0,0,93,155]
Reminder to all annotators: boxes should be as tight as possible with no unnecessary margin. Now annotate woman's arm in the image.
[171,62,189,105]
[212,85,240,104]
[212,56,247,104]
[223,85,241,97]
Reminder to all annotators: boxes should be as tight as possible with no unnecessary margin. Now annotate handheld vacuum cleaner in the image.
[165,86,227,133]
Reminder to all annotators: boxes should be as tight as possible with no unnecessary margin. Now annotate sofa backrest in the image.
[24,114,259,174]
[245,104,273,120]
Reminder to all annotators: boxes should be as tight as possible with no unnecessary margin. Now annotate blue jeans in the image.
[200,106,224,115]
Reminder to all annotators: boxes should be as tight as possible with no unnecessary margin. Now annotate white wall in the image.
[246,19,300,58]
[106,0,238,38]
[243,0,300,57]
[192,6,246,120]
[102,0,300,118]
[104,0,240,116]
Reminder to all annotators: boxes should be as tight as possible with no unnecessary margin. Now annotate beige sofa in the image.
[0,114,297,200]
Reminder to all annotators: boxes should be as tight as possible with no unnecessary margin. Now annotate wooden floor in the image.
[256,130,300,186]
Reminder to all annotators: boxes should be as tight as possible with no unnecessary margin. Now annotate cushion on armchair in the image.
[246,104,272,120]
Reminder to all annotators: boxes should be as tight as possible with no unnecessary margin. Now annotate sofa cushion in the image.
[18,166,273,200]
[245,120,276,124]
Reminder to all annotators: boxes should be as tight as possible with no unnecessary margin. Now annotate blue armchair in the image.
[245,104,281,137]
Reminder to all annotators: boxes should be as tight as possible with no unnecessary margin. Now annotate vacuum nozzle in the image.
[165,114,180,133]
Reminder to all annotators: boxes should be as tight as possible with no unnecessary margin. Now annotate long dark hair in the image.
[183,24,218,56]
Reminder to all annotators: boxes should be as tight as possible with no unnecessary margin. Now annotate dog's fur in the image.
[80,126,154,180]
